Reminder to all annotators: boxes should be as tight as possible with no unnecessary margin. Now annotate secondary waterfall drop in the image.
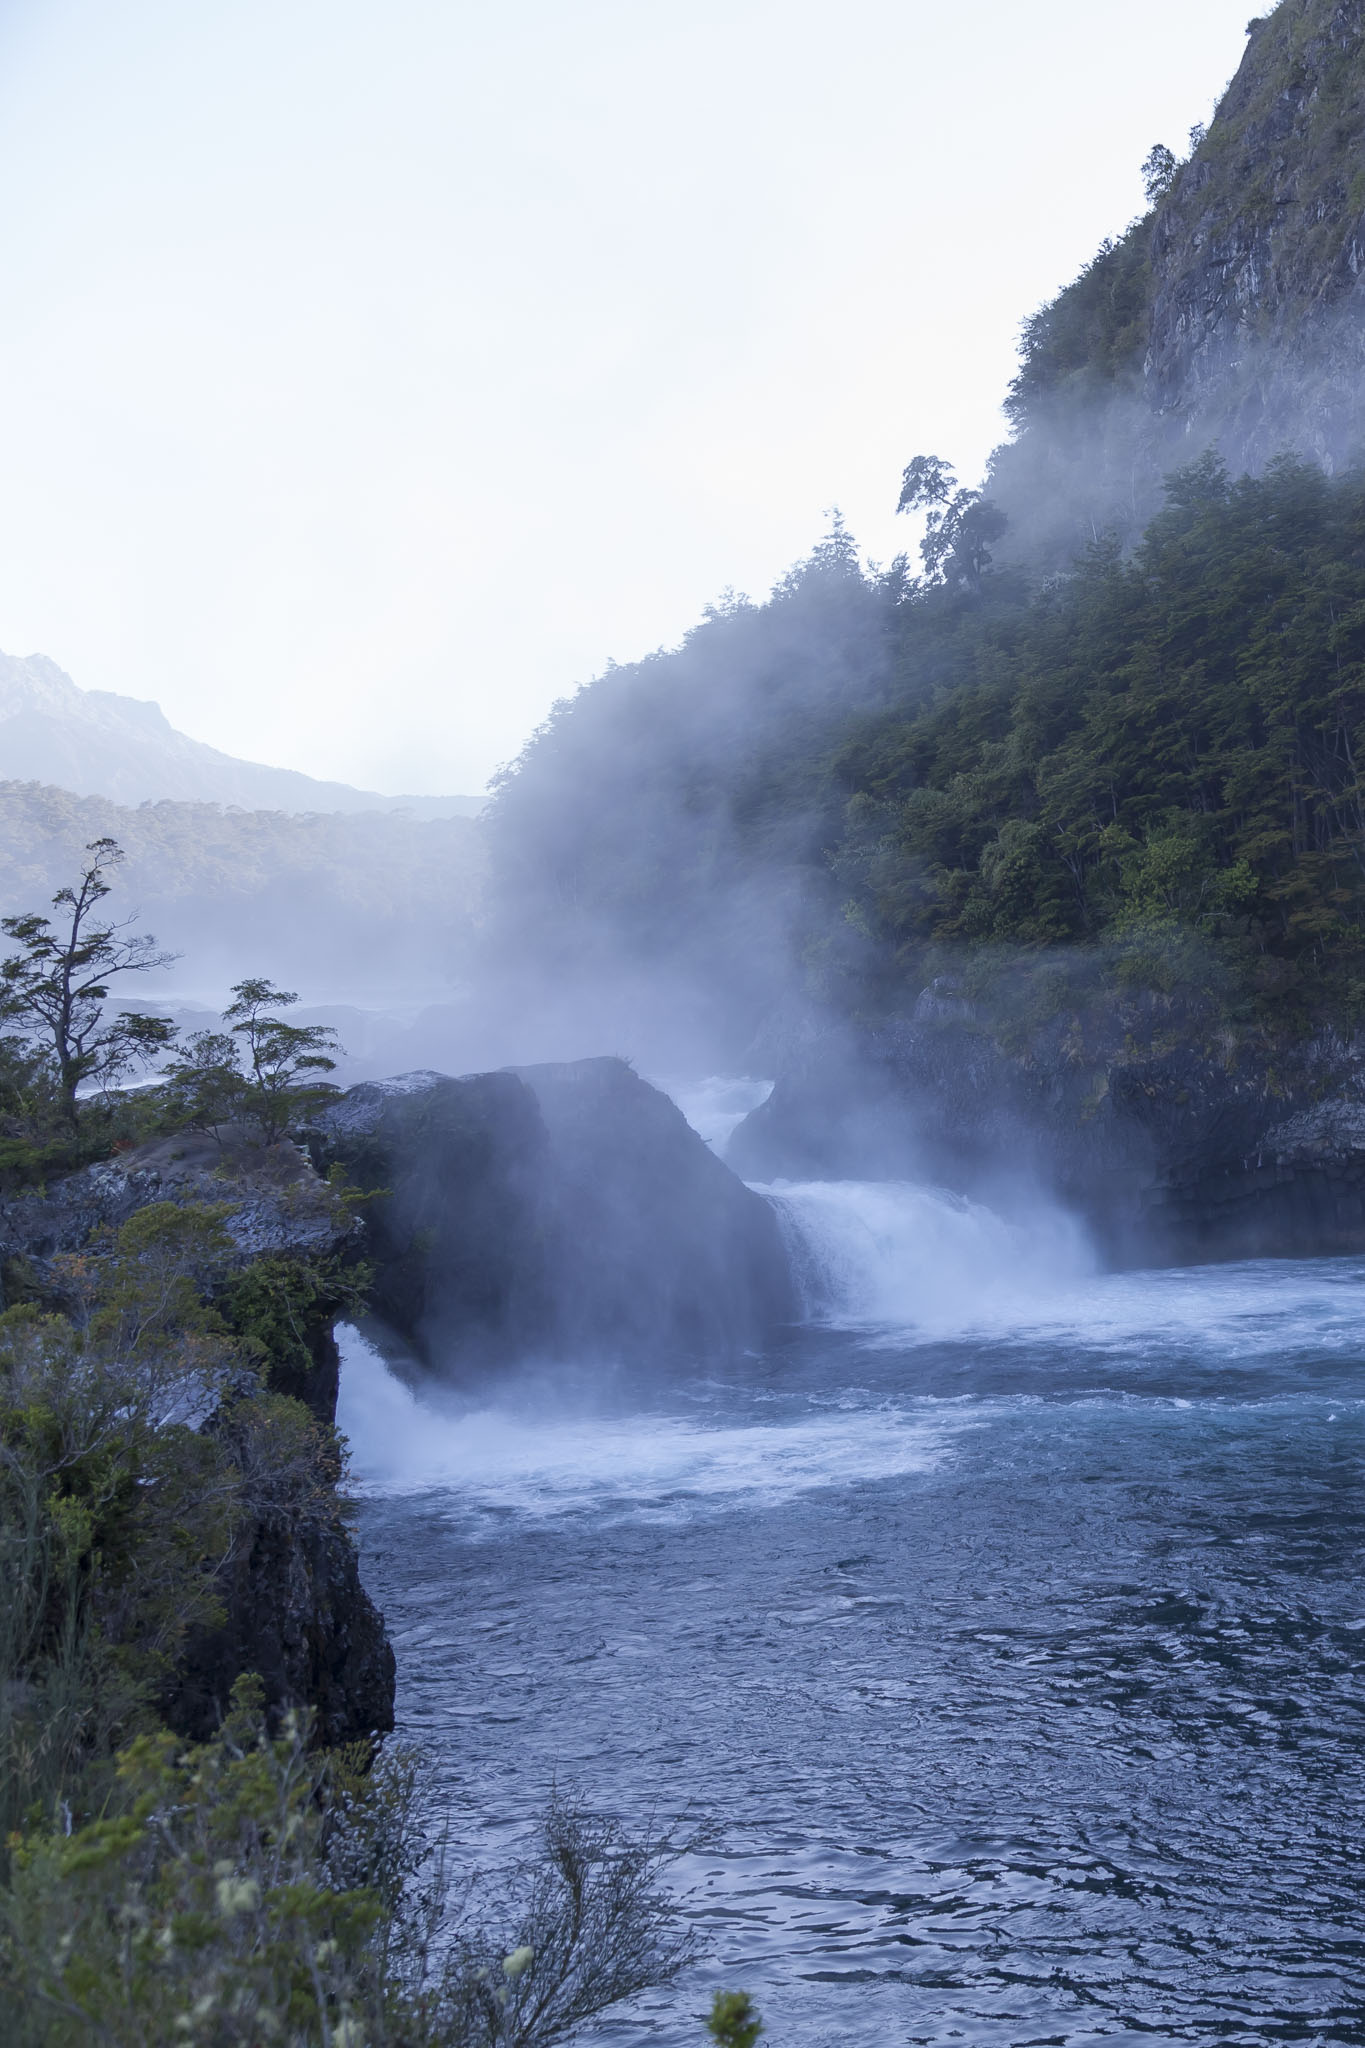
[757,1177,1095,1334]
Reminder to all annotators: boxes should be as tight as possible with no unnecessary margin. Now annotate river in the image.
[339,1153,1365,2046]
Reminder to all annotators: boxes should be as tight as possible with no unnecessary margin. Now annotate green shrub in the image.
[4,1685,402,2046]
[2,1693,699,2048]
[706,1991,764,2047]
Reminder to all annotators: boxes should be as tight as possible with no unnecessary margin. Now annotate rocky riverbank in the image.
[0,1121,395,1745]
[731,988,1365,1265]
[0,1058,795,1744]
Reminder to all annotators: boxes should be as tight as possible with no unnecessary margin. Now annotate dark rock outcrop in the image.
[0,1125,351,1284]
[314,1058,796,1375]
[0,1126,356,1423]
[163,1504,396,1749]
[0,1128,395,1743]
[1146,0,1365,476]
[730,1004,1365,1265]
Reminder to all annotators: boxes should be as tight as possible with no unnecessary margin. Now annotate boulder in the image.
[314,1058,796,1375]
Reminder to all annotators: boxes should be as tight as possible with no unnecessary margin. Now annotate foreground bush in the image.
[3,1685,390,2046]
[1,1683,698,2047]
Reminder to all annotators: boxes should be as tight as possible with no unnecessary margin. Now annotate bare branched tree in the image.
[442,1796,703,2046]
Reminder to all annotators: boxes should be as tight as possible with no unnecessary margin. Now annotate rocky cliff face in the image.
[1148,0,1365,473]
[990,0,1365,569]
[0,1130,395,1745]
[0,1126,350,1283]
[315,1060,796,1376]
[730,995,1365,1265]
[163,1492,396,1749]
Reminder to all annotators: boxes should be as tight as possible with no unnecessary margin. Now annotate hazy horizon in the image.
[0,0,1254,796]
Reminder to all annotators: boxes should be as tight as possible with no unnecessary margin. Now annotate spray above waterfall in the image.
[761,1178,1096,1336]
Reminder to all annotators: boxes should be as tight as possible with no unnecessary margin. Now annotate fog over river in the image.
[339,1086,1365,2046]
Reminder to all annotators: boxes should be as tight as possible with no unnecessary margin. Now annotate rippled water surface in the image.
[343,1223,1365,2046]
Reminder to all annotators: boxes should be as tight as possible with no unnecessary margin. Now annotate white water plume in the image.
[759,1178,1095,1336]
[335,1325,957,1511]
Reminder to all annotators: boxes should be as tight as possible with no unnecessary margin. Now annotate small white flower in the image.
[214,1875,260,1916]
[502,1945,535,1982]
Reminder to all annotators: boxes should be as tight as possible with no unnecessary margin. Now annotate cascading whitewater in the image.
[756,1177,1095,1335]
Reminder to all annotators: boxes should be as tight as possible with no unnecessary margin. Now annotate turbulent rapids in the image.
[340,1155,1365,2046]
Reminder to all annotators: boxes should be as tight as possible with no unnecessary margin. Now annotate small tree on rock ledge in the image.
[0,837,177,1128]
[166,979,342,1142]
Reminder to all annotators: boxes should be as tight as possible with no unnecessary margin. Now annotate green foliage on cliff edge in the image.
[1004,223,1152,431]
[0,1201,697,2047]
[0,1203,349,1849]
[220,1250,369,1399]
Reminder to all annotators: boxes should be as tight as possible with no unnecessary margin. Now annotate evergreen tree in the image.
[0,838,176,1126]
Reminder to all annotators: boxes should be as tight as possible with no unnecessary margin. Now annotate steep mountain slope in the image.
[1148,0,1365,469]
[991,0,1365,570]
[0,650,478,815]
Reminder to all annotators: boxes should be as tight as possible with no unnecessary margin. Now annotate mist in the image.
[9,11,1365,2039]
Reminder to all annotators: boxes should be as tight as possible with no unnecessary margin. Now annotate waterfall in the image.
[757,1178,1095,1335]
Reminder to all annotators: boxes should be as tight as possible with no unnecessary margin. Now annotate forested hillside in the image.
[838,456,1365,1021]
[487,457,1365,1049]
[486,0,1365,1061]
[0,783,482,996]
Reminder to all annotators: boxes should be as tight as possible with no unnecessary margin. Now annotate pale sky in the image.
[0,0,1256,795]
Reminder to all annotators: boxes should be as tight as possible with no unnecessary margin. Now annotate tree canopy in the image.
[486,455,1365,1045]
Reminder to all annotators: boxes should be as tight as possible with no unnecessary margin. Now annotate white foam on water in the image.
[1005,1259,1365,1355]
[760,1178,1365,1353]
[335,1325,958,1513]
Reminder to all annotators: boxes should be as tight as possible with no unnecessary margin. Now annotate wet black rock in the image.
[729,1011,1365,1266]
[164,1503,396,1749]
[314,1058,796,1375]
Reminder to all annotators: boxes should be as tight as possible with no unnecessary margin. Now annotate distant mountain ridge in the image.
[0,650,479,816]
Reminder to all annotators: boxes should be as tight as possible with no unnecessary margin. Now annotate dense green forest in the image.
[487,455,1365,1045]
[486,0,1365,1054]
